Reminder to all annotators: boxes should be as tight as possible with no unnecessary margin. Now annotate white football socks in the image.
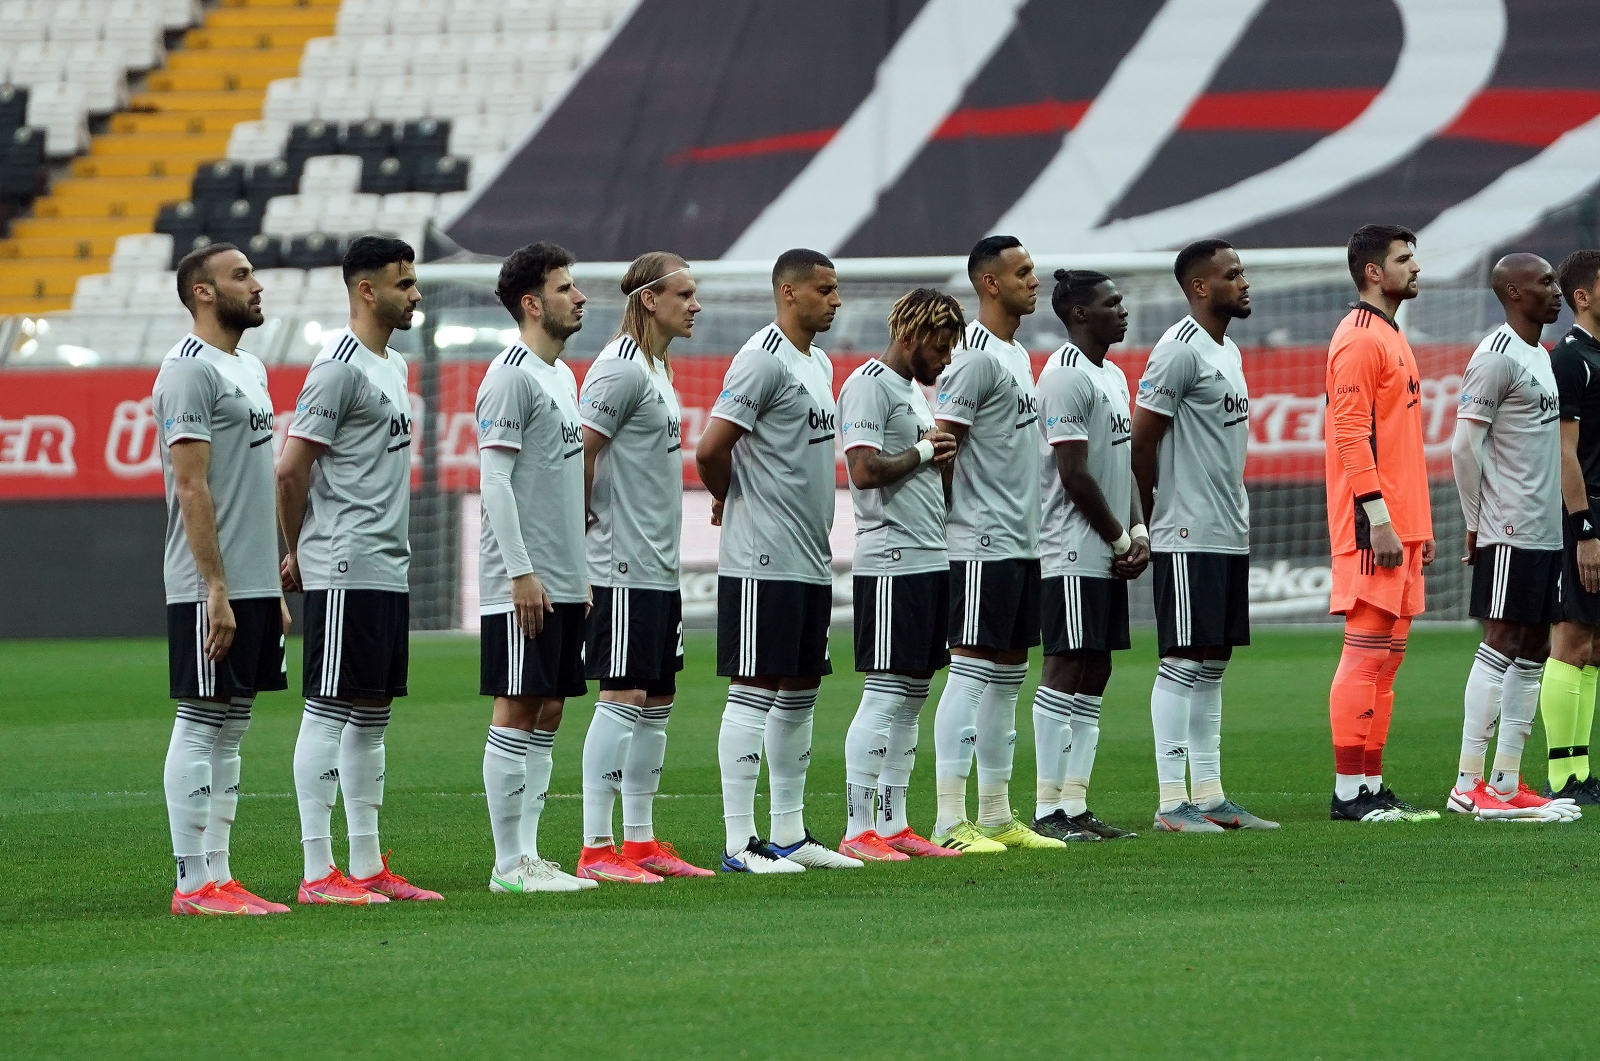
[521,729,556,861]
[933,657,993,833]
[341,705,390,879]
[581,700,639,847]
[844,675,906,838]
[1459,643,1510,791]
[483,726,532,876]
[1062,694,1102,817]
[975,662,1027,827]
[203,696,252,884]
[165,699,226,892]
[877,678,929,837]
[1189,660,1226,809]
[1152,658,1200,811]
[622,703,671,843]
[1031,685,1075,820]
[719,685,774,854]
[293,697,350,881]
[767,688,817,847]
[1490,658,1542,797]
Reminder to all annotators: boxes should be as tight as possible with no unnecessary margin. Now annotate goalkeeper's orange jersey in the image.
[1324,302,1433,554]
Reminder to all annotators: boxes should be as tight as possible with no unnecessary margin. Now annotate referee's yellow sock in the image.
[1540,658,1582,790]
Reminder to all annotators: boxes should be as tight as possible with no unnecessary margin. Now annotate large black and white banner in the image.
[450,0,1600,274]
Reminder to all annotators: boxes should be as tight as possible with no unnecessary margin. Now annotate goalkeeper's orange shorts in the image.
[1330,543,1426,618]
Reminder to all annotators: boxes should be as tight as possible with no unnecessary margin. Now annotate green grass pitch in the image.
[3,627,1598,1060]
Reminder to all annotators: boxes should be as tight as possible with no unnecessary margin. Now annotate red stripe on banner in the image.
[0,344,1478,499]
[1438,87,1600,147]
[665,87,1600,163]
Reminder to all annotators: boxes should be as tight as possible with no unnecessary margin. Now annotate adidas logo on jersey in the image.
[549,399,559,411]
[1214,370,1225,380]
[379,393,391,404]
[232,387,244,398]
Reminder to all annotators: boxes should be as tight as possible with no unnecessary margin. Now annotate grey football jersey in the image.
[477,342,588,606]
[934,321,1040,561]
[710,323,836,586]
[288,329,413,592]
[581,335,683,591]
[838,358,946,576]
[152,334,280,603]
[1037,343,1134,579]
[1457,324,1562,550]
[1135,316,1250,554]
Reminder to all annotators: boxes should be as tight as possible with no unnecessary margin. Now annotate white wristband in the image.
[1362,497,1392,527]
[1130,524,1148,541]
[1111,530,1132,556]
[914,438,936,465]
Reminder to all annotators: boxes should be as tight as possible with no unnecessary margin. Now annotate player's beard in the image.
[542,312,582,342]
[215,290,264,331]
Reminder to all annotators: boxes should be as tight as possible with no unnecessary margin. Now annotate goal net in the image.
[408,250,1500,631]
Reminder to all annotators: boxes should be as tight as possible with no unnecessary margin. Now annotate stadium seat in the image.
[409,38,465,80]
[110,232,174,273]
[206,199,264,246]
[371,82,436,123]
[316,78,374,123]
[71,273,127,314]
[285,120,340,172]
[340,119,394,167]
[355,35,411,78]
[448,115,506,158]
[191,159,247,209]
[393,116,450,165]
[465,36,522,80]
[391,10,448,38]
[49,3,107,44]
[335,0,391,37]
[226,121,291,165]
[300,155,364,196]
[243,158,298,206]
[27,84,90,156]
[67,42,135,114]
[300,36,357,79]
[466,154,501,189]
[0,83,28,131]
[245,232,282,270]
[255,266,306,303]
[9,46,67,89]
[413,155,469,194]
[264,79,320,124]
[0,125,44,204]
[318,192,382,236]
[300,263,348,309]
[361,156,412,196]
[485,74,546,118]
[132,268,184,314]
[430,76,485,120]
[281,232,341,270]
[261,194,323,237]
[0,18,47,47]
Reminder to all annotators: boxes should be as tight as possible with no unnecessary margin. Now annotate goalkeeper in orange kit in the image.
[1323,224,1439,823]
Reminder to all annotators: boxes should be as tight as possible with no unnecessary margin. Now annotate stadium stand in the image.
[49,0,632,322]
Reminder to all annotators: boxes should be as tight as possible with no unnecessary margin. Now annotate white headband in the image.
[625,267,691,299]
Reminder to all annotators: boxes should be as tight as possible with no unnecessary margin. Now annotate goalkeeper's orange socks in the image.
[1329,603,1396,801]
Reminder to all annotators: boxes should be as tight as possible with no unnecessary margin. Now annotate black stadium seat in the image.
[340,118,394,168]
[281,232,343,270]
[246,233,282,270]
[190,160,246,210]
[361,156,412,196]
[0,84,28,134]
[285,120,339,174]
[413,155,468,194]
[394,117,450,167]
[155,201,205,260]
[0,126,44,205]
[243,158,298,207]
[206,198,264,246]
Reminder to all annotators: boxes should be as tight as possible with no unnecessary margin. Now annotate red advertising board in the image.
[0,344,1473,499]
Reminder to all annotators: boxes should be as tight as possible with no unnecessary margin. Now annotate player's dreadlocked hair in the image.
[615,250,689,376]
[1051,268,1112,324]
[887,287,967,350]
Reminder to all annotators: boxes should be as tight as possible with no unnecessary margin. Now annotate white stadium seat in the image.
[318,193,383,236]
[314,78,374,123]
[132,269,184,315]
[225,120,290,164]
[72,274,128,314]
[355,35,411,77]
[467,153,501,189]
[261,194,325,237]
[26,82,89,157]
[0,18,47,46]
[66,43,131,114]
[436,190,469,221]
[301,265,349,308]
[484,73,545,117]
[254,268,307,305]
[371,79,436,122]
[103,13,164,70]
[390,10,447,37]
[448,114,506,157]
[300,37,356,79]
[111,233,174,274]
[429,75,485,119]
[335,0,391,36]
[9,46,67,88]
[409,38,465,79]
[263,78,320,124]
[300,155,364,196]
[466,36,522,80]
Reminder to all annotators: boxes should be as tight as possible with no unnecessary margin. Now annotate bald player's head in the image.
[1491,252,1562,326]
